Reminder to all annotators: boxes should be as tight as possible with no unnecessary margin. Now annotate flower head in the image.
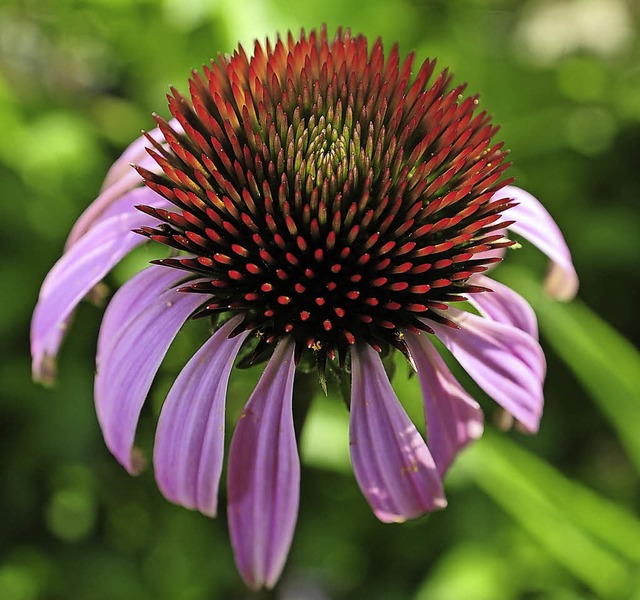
[31,27,578,589]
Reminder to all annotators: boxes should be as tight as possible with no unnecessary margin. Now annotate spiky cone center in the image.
[136,28,514,367]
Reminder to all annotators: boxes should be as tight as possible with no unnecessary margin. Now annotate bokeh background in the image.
[2,0,640,598]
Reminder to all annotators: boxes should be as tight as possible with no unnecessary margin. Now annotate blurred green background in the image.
[2,0,640,598]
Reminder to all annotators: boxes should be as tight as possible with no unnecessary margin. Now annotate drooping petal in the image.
[349,343,446,524]
[65,182,148,250]
[100,128,163,194]
[154,317,249,517]
[30,187,171,383]
[66,176,164,250]
[405,332,484,476]
[67,120,183,248]
[95,274,206,474]
[101,119,183,192]
[430,308,546,433]
[467,274,539,339]
[495,185,579,300]
[227,338,299,590]
[96,264,185,363]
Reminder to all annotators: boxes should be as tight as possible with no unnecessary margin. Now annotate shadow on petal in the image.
[154,316,249,517]
[430,309,546,433]
[227,338,299,590]
[406,331,484,476]
[349,343,446,523]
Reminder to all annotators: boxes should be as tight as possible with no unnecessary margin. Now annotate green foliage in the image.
[2,0,639,598]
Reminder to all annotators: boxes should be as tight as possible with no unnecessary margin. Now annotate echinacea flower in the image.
[31,27,578,589]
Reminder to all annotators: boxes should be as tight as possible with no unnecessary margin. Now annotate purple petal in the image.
[67,120,183,249]
[430,308,546,433]
[96,264,185,364]
[100,129,163,193]
[101,119,183,192]
[467,274,539,339]
[30,188,171,384]
[154,317,249,517]
[66,176,166,250]
[349,343,446,523]
[227,338,299,590]
[65,178,144,249]
[405,332,484,476]
[496,185,579,300]
[94,274,206,474]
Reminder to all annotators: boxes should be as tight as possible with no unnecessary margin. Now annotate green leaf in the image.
[460,433,635,598]
[474,433,640,563]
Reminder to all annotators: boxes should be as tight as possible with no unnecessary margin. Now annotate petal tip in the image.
[516,418,541,435]
[375,510,408,524]
[467,420,484,440]
[544,263,579,301]
[127,447,147,475]
[374,494,448,523]
[33,353,57,387]
[433,496,448,510]
[199,505,218,519]
[243,577,264,592]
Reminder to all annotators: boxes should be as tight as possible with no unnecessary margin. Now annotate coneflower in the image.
[31,27,578,589]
